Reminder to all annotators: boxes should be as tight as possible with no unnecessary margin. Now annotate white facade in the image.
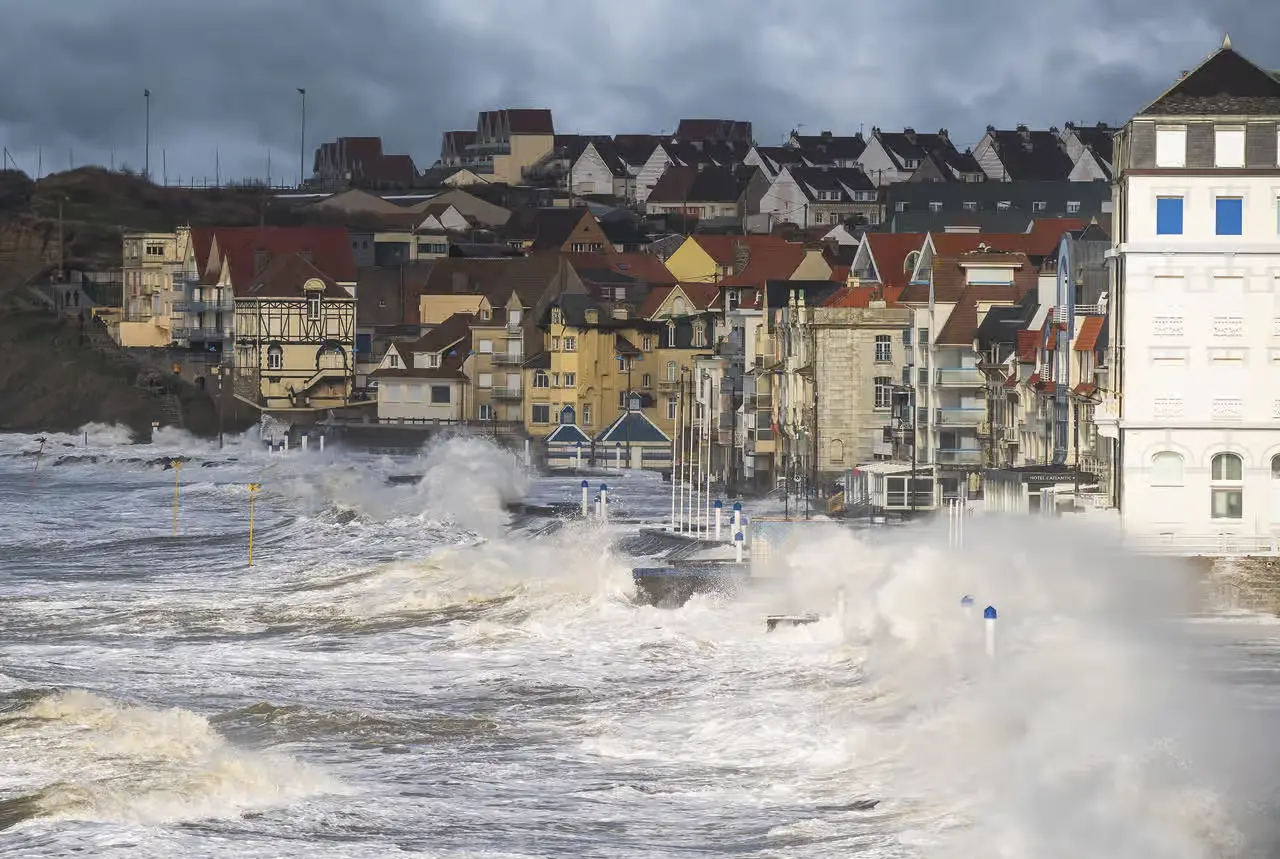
[570,144,617,197]
[634,145,674,204]
[855,136,908,186]
[1115,173,1280,549]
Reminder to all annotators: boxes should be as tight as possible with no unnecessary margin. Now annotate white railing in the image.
[1125,532,1280,557]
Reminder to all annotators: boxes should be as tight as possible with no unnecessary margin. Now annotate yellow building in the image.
[662,233,829,284]
[522,291,721,441]
[232,254,357,412]
[460,109,556,186]
[119,226,191,347]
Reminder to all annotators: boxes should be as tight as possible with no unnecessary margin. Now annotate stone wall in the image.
[1203,556,1280,614]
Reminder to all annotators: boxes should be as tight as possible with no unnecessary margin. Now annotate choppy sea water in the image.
[2,425,1280,858]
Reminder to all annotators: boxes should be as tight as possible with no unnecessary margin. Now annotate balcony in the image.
[935,407,986,426]
[935,367,984,387]
[753,393,773,410]
[173,326,231,342]
[506,321,522,335]
[935,448,984,466]
[657,377,683,391]
[491,386,522,400]
[490,351,525,366]
[173,298,234,313]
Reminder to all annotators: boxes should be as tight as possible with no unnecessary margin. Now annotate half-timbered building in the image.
[233,253,357,412]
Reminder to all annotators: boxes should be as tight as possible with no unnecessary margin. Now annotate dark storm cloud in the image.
[0,0,1276,183]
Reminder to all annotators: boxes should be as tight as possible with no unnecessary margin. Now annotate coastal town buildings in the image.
[119,227,191,347]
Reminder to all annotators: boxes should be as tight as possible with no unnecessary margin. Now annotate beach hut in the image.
[594,404,671,470]
[545,405,592,470]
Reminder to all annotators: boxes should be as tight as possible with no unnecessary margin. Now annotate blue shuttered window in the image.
[1216,197,1243,235]
[1155,197,1183,235]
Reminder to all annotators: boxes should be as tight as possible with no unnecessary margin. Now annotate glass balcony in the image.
[935,448,984,466]
[490,351,525,366]
[935,407,986,426]
[935,367,984,386]
[491,386,522,400]
[173,298,235,313]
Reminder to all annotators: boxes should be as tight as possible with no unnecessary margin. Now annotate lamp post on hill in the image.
[297,87,307,188]
[144,89,151,182]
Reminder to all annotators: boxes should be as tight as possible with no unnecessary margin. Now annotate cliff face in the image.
[0,304,257,439]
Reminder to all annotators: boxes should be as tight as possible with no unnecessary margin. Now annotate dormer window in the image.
[551,307,562,325]
[307,293,321,320]
[692,321,707,348]
[666,320,677,347]
[479,308,491,320]
[426,353,440,368]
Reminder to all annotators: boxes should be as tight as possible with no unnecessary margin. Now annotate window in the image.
[895,202,908,213]
[813,213,825,225]
[996,201,1011,211]
[667,321,677,346]
[1067,201,1081,214]
[533,370,549,388]
[667,396,677,420]
[477,339,493,353]
[902,328,912,345]
[1155,125,1187,168]
[641,373,652,388]
[431,386,450,404]
[479,308,491,320]
[642,335,653,351]
[146,244,165,257]
[918,327,929,346]
[478,403,494,421]
[1156,196,1184,235]
[563,372,576,388]
[962,201,977,212]
[531,404,550,424]
[1215,197,1243,235]
[1150,451,1184,485]
[583,404,593,426]
[478,372,492,388]
[874,377,893,410]
[875,334,892,363]
[564,336,577,352]
[550,308,562,324]
[389,351,399,368]
[1211,452,1244,519]
[928,202,942,213]
[307,293,321,321]
[1032,201,1047,213]
[550,373,560,387]
[266,344,283,371]
[1215,126,1245,168]
[425,353,440,369]
[904,251,920,275]
[666,361,678,381]
[692,322,706,348]
[552,337,561,351]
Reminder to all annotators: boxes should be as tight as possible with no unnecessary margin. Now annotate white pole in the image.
[301,434,308,451]
[524,437,531,467]
[319,434,325,452]
[958,499,965,548]
[595,495,601,520]
[701,410,710,536]
[714,499,723,541]
[984,605,997,659]
[961,594,974,619]
[695,409,703,535]
[683,393,694,533]
[615,443,622,470]
[835,586,847,626]
[575,443,582,471]
[581,479,590,517]
[669,385,680,531]
[734,531,744,564]
[599,483,609,522]
[732,501,742,537]
[284,435,289,453]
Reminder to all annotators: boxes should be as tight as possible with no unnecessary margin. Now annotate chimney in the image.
[938,128,950,145]
[732,240,750,275]
[903,127,917,145]
[253,249,269,275]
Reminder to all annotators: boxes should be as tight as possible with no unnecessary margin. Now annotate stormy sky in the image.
[0,0,1272,186]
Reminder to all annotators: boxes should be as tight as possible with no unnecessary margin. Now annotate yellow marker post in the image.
[172,460,182,536]
[248,483,261,567]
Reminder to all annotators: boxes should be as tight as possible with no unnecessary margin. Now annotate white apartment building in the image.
[1102,37,1280,552]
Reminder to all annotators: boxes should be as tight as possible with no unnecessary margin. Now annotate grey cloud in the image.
[0,0,1274,183]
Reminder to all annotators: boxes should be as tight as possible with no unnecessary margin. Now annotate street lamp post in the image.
[144,89,151,181]
[297,87,307,188]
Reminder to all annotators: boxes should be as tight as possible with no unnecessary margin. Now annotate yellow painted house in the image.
[662,233,829,284]
[232,254,357,413]
[522,288,722,441]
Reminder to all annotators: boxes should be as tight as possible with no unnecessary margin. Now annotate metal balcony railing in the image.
[491,386,522,400]
[173,298,234,313]
[935,448,984,466]
[490,351,525,366]
[173,326,232,341]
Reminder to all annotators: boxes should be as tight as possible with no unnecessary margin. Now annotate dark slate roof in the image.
[791,132,866,164]
[1139,42,1280,116]
[789,166,875,201]
[595,410,670,444]
[505,207,596,249]
[1065,123,1116,164]
[764,279,845,311]
[647,166,747,205]
[599,217,648,247]
[984,128,1074,181]
[522,351,551,369]
[976,292,1038,351]
[546,423,592,445]
[890,211,1038,234]
[885,180,1111,218]
[674,119,753,144]
[872,128,964,170]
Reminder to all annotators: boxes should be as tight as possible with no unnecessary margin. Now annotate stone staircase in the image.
[156,393,184,430]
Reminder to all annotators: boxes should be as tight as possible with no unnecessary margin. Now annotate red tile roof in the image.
[1026,217,1086,254]
[829,264,851,284]
[681,282,721,310]
[934,284,1029,346]
[697,235,807,285]
[823,285,905,308]
[862,233,927,291]
[1072,382,1098,397]
[1016,330,1040,363]
[1075,316,1104,352]
[204,227,357,294]
[240,253,350,300]
[569,252,676,285]
[639,286,675,319]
